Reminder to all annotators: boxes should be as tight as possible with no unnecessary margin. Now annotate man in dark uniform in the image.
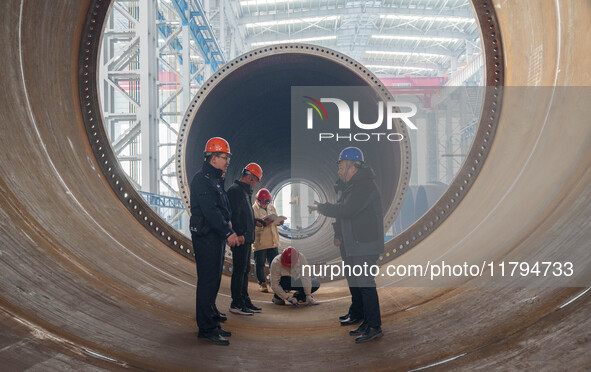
[309,147,385,343]
[190,137,240,346]
[227,163,263,315]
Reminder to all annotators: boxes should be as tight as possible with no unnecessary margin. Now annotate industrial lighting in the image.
[365,50,445,58]
[379,14,475,23]
[241,0,303,6]
[371,35,459,43]
[245,15,339,28]
[365,64,434,71]
[250,36,337,47]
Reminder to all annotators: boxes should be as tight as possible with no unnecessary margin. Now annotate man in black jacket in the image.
[227,163,263,315]
[310,147,384,343]
[190,137,240,346]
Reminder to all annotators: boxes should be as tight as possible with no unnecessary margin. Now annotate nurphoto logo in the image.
[303,96,418,142]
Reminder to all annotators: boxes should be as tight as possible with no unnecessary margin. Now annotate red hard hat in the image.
[256,188,272,204]
[244,163,263,180]
[281,247,299,268]
[204,137,231,155]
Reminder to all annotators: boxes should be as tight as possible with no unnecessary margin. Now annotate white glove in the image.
[305,295,319,306]
[286,297,299,306]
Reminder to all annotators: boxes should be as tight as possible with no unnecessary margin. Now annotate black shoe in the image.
[246,303,262,313]
[229,306,254,315]
[339,313,351,321]
[214,312,227,322]
[349,321,368,336]
[197,333,230,345]
[355,326,383,343]
[340,316,363,326]
[217,327,232,337]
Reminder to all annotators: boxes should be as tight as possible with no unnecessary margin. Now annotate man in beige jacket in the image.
[252,188,281,292]
[270,247,319,306]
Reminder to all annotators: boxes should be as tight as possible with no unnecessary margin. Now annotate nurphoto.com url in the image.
[302,261,574,281]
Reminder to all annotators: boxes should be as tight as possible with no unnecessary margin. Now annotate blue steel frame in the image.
[139,191,185,229]
[156,10,199,76]
[170,0,226,73]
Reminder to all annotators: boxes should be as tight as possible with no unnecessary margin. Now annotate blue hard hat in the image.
[338,147,364,163]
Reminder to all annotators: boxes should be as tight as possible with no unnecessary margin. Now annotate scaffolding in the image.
[99,0,227,235]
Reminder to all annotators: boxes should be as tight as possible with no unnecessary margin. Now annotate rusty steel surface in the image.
[1,0,591,370]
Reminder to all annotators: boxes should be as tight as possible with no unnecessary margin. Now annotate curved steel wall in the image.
[0,0,590,370]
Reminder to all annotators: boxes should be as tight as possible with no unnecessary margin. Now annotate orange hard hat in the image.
[281,247,299,268]
[244,163,262,180]
[204,137,231,155]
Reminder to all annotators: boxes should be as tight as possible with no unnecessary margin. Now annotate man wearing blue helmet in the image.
[309,147,384,343]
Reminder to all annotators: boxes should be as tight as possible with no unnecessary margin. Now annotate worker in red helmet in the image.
[190,137,239,346]
[226,162,263,315]
[270,247,319,306]
[252,188,284,292]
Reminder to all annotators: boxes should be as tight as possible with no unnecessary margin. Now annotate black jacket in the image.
[227,180,256,244]
[189,161,234,239]
[318,165,384,257]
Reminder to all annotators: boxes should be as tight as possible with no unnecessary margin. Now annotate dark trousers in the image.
[340,244,362,319]
[274,276,320,302]
[346,279,361,318]
[192,232,225,335]
[230,243,252,307]
[343,254,381,328]
[253,247,279,284]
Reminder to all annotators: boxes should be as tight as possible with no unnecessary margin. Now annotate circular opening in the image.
[272,180,324,239]
[180,51,407,265]
[87,0,501,266]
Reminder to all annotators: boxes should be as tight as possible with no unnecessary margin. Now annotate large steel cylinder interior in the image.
[183,51,402,264]
[0,0,590,370]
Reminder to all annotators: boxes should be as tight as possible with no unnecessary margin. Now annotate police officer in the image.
[190,137,241,346]
[227,163,262,315]
[309,147,384,343]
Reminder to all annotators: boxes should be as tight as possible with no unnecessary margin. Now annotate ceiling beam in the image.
[360,60,444,71]
[239,6,474,26]
[245,28,478,46]
[353,44,455,57]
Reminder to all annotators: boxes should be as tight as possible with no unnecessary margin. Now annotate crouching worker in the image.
[270,247,320,306]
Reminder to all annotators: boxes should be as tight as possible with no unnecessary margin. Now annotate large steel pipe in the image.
[0,0,590,370]
[176,48,410,265]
